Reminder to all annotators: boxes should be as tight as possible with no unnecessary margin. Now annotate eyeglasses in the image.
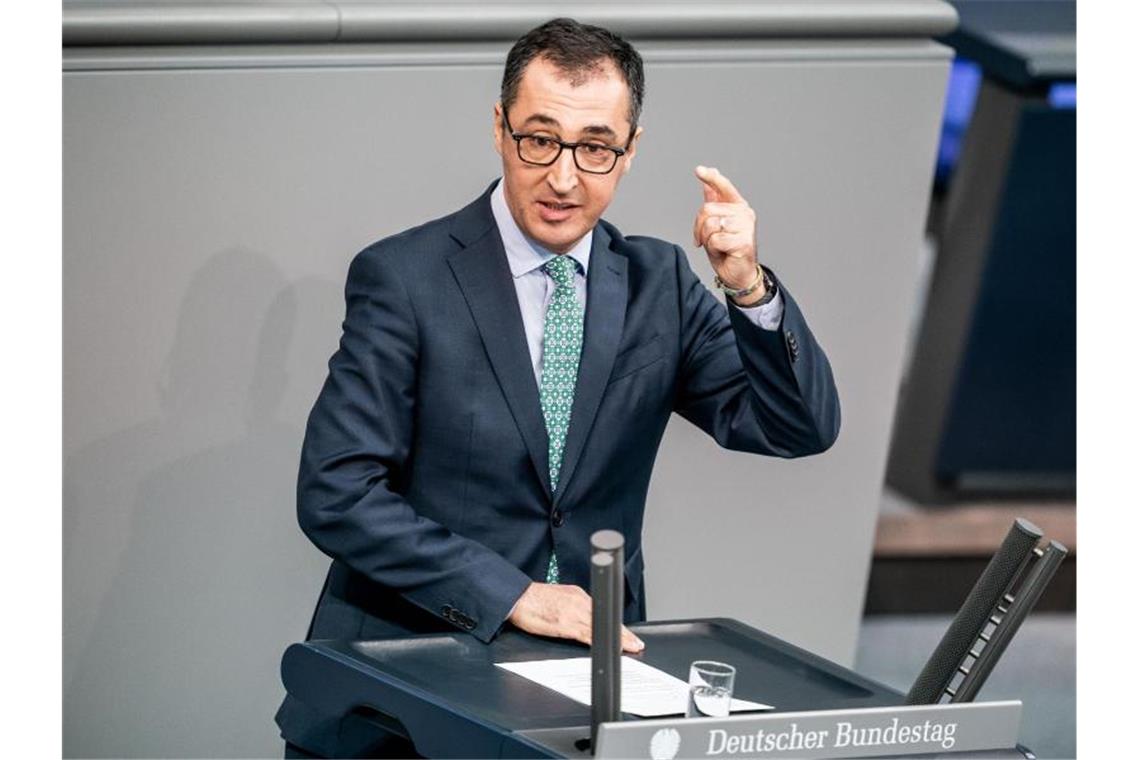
[502,110,630,175]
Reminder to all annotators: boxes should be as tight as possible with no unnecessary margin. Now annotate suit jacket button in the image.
[442,604,453,617]
[551,509,565,527]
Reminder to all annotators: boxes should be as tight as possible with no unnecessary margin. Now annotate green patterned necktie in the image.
[540,254,584,584]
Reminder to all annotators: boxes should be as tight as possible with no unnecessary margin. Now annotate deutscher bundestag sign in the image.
[593,701,1022,759]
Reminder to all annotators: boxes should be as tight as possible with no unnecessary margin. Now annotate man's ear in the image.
[492,102,504,158]
[621,125,644,175]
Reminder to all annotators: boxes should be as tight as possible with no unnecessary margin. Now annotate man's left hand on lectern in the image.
[507,582,646,653]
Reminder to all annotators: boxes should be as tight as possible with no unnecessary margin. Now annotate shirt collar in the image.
[490,177,592,279]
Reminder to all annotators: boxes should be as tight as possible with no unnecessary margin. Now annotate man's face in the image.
[493,56,642,254]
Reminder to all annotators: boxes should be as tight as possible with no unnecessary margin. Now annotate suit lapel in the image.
[554,224,628,508]
[447,189,553,501]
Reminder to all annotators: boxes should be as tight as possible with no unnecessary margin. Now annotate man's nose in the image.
[546,146,579,194]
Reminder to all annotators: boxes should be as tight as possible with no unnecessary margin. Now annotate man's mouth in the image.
[536,200,579,223]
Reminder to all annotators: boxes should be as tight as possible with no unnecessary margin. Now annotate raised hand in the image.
[692,165,765,302]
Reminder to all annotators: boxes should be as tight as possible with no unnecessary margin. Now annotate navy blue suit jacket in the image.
[276,182,839,753]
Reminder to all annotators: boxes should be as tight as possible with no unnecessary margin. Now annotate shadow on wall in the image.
[64,248,341,758]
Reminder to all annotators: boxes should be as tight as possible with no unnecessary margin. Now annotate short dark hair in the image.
[500,18,645,135]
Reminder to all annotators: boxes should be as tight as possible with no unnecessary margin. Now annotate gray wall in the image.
[63,4,953,757]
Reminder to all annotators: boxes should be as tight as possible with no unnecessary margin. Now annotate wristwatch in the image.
[714,264,776,307]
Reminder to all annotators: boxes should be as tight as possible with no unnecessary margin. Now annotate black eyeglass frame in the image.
[502,110,633,175]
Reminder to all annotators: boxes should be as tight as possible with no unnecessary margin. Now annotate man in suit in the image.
[277,17,839,758]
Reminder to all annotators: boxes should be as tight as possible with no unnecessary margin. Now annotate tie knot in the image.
[543,255,579,287]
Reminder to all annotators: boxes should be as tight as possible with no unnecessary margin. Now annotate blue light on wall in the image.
[935,58,984,186]
[1048,82,1077,109]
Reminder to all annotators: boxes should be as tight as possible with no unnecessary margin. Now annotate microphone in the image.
[590,529,624,752]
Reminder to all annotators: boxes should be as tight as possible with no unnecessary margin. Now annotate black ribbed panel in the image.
[904,518,1043,705]
[951,539,1068,703]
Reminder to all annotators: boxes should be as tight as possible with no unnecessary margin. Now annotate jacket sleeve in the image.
[671,245,841,457]
[296,244,531,643]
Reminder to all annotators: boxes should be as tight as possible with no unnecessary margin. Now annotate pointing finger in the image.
[696,166,718,203]
[696,165,745,204]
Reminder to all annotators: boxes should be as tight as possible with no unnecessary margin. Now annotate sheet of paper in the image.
[495,656,772,717]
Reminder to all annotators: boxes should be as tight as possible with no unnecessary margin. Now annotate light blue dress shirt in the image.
[489,179,783,386]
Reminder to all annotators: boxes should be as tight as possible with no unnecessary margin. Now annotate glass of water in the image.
[686,660,736,718]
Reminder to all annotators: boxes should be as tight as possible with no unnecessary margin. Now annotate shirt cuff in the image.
[729,288,784,331]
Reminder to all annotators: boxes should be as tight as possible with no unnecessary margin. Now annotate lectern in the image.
[280,618,1032,758]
